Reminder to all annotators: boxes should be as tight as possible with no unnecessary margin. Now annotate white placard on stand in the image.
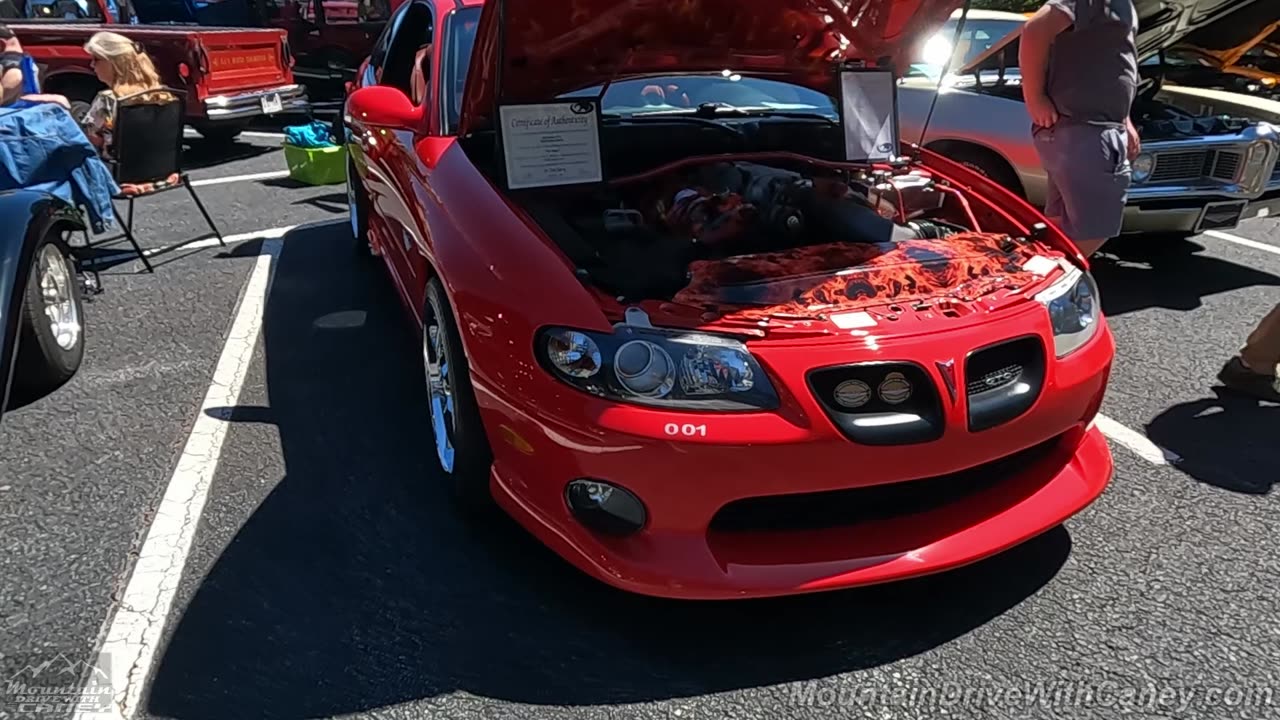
[839,69,899,163]
[498,101,603,190]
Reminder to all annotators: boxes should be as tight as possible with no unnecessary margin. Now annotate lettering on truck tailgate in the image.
[200,34,290,96]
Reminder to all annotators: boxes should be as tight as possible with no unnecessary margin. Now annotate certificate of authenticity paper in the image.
[499,102,603,190]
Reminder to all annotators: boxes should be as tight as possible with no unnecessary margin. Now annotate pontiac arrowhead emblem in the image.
[936,359,958,404]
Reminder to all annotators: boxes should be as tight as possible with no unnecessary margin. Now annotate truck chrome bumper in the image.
[203,84,309,120]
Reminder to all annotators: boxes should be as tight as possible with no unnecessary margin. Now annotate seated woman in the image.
[79,31,178,192]
[0,23,72,109]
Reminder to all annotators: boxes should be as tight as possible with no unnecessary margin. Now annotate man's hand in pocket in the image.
[1126,117,1141,162]
[1027,92,1060,129]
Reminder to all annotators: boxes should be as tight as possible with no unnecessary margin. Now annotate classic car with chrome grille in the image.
[900,2,1280,240]
[343,0,1116,599]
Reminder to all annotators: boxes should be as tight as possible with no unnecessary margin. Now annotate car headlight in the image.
[538,325,779,411]
[1240,139,1275,189]
[1131,152,1154,183]
[1035,267,1101,358]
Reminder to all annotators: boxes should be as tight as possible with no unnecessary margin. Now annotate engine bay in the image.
[522,159,1060,315]
[1134,86,1253,140]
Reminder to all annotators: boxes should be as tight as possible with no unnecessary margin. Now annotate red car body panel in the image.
[458,0,964,134]
[345,0,1115,599]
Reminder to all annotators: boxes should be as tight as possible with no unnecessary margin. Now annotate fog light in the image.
[565,479,647,535]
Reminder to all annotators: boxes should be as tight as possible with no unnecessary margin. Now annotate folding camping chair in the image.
[79,87,224,282]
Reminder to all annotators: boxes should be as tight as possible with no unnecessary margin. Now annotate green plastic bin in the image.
[283,143,347,186]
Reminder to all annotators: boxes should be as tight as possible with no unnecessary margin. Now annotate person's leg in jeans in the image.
[1219,304,1280,401]
[1032,123,1130,257]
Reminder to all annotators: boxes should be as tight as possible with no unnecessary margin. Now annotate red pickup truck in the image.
[7,0,308,142]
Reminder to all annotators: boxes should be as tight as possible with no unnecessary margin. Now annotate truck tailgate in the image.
[194,29,291,96]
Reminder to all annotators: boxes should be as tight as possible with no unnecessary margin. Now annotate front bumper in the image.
[202,84,309,121]
[1121,185,1280,234]
[477,308,1116,600]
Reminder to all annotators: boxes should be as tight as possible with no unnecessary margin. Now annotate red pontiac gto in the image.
[342,0,1116,599]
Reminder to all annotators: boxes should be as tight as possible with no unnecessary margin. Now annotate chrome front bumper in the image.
[203,84,309,121]
[1121,184,1280,234]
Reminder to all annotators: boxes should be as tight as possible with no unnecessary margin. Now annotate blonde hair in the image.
[84,32,170,103]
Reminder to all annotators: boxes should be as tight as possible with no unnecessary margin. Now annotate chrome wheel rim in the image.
[424,319,456,473]
[37,244,80,351]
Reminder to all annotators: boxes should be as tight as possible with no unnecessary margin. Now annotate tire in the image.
[347,157,372,256]
[13,236,85,402]
[422,277,494,514]
[933,143,1026,198]
[69,100,91,123]
[194,122,248,144]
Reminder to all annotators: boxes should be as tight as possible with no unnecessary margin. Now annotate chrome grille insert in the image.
[1211,151,1241,181]
[1149,148,1243,184]
[1150,151,1207,183]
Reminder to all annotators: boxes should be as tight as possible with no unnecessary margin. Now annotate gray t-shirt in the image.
[1044,0,1139,126]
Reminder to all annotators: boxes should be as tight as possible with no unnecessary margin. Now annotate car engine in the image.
[534,161,980,300]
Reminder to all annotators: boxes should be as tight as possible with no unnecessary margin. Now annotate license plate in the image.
[260,93,283,114]
[1194,200,1247,233]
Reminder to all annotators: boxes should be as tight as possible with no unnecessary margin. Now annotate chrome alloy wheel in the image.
[37,244,81,351]
[424,319,456,473]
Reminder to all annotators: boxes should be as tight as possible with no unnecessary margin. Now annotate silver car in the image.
[899,3,1280,238]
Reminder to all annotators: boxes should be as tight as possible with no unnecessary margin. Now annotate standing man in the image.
[1218,306,1280,402]
[1019,0,1141,258]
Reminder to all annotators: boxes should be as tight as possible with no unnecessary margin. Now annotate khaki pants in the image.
[1242,303,1280,372]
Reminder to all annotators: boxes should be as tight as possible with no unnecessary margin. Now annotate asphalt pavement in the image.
[1,132,1279,720]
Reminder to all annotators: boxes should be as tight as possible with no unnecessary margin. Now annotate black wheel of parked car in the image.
[347,157,372,257]
[68,100,92,122]
[422,277,495,515]
[194,121,250,144]
[13,234,85,402]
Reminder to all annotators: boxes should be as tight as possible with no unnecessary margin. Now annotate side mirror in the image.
[347,85,423,131]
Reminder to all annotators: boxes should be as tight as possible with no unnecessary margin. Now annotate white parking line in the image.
[86,226,296,266]
[1205,230,1280,256]
[189,170,291,187]
[74,236,285,720]
[1094,413,1181,466]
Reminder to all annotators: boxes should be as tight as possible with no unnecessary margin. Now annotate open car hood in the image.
[458,0,965,135]
[957,0,1265,76]
[1177,3,1280,68]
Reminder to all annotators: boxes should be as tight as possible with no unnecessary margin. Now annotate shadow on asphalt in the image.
[146,223,1071,718]
[1145,387,1279,495]
[181,139,277,172]
[1092,238,1280,318]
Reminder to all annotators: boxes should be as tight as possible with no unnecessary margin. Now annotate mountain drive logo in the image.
[4,653,114,715]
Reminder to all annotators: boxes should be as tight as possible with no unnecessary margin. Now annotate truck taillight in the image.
[178,62,190,78]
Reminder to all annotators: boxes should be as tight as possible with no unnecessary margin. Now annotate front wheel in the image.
[423,278,494,514]
[13,236,85,402]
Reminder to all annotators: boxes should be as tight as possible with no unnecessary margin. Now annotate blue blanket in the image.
[0,102,119,233]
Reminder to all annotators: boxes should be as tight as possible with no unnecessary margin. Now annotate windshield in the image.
[444,11,836,128]
[558,75,836,117]
[912,18,1023,77]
